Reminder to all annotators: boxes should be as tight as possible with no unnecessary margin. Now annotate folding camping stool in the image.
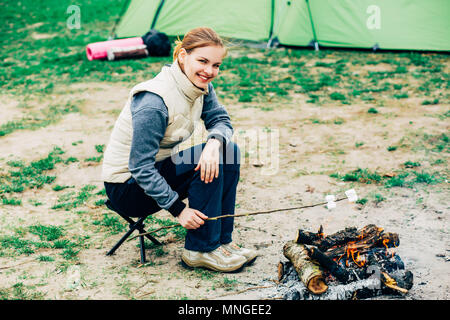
[105,199,162,264]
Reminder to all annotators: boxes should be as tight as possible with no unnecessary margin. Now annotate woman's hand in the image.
[194,138,221,183]
[176,207,208,229]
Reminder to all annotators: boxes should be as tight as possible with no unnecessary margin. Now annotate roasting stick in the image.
[127,197,347,242]
[207,197,347,221]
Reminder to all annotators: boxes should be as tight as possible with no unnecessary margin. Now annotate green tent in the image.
[115,0,450,51]
[116,0,274,42]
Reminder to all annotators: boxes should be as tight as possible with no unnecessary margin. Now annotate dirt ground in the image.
[0,80,448,300]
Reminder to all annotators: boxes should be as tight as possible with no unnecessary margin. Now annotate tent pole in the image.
[267,0,275,48]
[109,0,132,40]
[305,0,319,51]
[150,0,166,30]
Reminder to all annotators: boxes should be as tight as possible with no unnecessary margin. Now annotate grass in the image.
[0,101,81,137]
[0,146,105,212]
[0,146,66,197]
[412,170,442,185]
[341,168,383,184]
[330,166,445,189]
[84,144,106,163]
[0,282,46,300]
[0,236,36,256]
[356,198,368,205]
[404,161,421,168]
[373,193,386,204]
[387,146,398,152]
[384,173,409,188]
[1,0,157,95]
[61,247,80,260]
[52,185,73,191]
[421,98,440,105]
[2,197,22,206]
[0,223,83,260]
[28,224,64,241]
[92,213,126,235]
[422,133,449,153]
[51,184,99,211]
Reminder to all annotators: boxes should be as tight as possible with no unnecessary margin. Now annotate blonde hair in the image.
[173,27,227,61]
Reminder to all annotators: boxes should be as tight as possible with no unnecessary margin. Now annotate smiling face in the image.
[177,45,226,89]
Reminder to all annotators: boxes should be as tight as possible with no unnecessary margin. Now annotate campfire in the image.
[272,224,413,300]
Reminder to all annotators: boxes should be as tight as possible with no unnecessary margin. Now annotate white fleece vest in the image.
[102,61,207,183]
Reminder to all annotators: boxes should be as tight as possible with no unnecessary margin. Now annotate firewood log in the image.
[316,227,361,251]
[296,226,360,251]
[376,232,400,247]
[305,245,350,283]
[323,225,397,259]
[296,224,390,251]
[277,262,284,282]
[295,230,322,245]
[283,241,328,294]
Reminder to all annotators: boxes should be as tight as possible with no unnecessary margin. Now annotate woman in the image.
[102,27,257,272]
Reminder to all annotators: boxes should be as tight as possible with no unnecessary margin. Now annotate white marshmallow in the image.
[345,189,358,202]
[326,201,337,209]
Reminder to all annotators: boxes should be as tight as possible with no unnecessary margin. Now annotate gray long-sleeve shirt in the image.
[129,83,233,217]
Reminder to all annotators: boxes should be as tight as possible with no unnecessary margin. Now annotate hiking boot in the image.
[221,243,258,265]
[181,246,247,273]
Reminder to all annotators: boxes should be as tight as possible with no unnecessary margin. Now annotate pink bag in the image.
[86,37,144,61]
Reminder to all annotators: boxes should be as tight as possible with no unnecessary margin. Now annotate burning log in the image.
[296,226,361,251]
[304,245,350,284]
[376,232,400,248]
[283,241,328,294]
[324,226,399,261]
[295,225,325,246]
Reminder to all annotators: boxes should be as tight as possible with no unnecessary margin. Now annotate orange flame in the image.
[346,241,366,268]
[382,239,395,258]
[317,225,325,240]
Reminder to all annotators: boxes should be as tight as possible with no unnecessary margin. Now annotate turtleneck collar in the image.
[168,59,209,102]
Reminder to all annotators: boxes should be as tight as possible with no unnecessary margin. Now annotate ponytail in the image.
[173,27,227,62]
[172,37,183,61]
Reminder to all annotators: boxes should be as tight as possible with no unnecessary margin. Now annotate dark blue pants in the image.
[104,142,241,252]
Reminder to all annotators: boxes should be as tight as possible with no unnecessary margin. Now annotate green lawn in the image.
[2,0,449,105]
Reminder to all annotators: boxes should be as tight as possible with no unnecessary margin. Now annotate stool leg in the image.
[139,236,146,263]
[106,212,163,261]
[107,227,135,256]
[137,224,162,246]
